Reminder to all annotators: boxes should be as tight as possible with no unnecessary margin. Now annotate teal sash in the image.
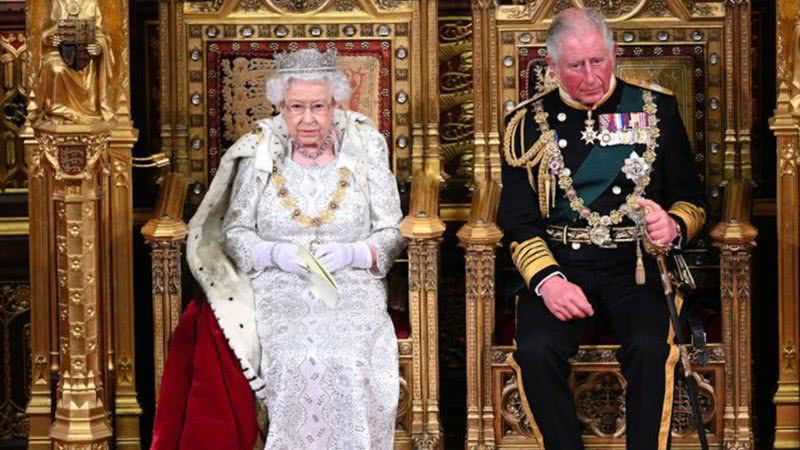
[550,86,645,223]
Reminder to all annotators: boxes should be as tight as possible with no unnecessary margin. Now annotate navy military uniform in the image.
[498,77,707,450]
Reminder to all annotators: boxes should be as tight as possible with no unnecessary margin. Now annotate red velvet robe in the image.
[151,299,258,450]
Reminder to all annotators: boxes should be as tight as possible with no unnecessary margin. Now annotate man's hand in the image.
[539,276,594,321]
[50,34,63,47]
[639,198,679,246]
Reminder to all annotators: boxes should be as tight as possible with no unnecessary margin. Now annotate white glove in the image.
[254,241,308,275]
[313,241,373,273]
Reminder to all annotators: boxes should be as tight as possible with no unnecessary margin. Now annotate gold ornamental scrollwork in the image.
[500,374,536,437]
[780,142,798,176]
[784,343,797,373]
[265,0,331,13]
[33,128,110,180]
[411,433,440,450]
[396,375,411,430]
[574,371,627,437]
[672,372,717,437]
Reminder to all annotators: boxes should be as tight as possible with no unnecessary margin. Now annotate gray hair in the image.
[265,71,352,106]
[546,8,615,63]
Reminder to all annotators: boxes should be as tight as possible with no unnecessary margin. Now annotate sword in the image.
[642,228,710,450]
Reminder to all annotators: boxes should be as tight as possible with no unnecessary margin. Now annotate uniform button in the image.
[612,186,622,195]
[557,113,567,122]
[571,242,581,250]
[558,139,568,148]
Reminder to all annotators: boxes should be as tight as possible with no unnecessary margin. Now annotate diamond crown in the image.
[275,48,337,74]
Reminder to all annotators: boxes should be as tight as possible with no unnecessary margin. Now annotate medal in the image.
[581,111,598,145]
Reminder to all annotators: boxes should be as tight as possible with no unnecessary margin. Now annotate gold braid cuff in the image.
[668,201,706,241]
[510,237,559,287]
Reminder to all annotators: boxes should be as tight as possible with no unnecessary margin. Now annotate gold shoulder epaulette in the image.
[504,86,557,118]
[621,77,674,96]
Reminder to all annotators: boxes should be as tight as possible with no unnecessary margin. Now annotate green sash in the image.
[550,85,645,223]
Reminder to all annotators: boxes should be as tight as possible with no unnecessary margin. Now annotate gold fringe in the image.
[635,238,646,285]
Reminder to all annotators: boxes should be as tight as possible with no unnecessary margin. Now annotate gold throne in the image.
[463,0,757,448]
[146,1,446,449]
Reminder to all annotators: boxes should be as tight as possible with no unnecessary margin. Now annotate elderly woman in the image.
[175,48,405,450]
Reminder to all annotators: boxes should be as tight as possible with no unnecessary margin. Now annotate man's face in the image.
[548,28,616,106]
[281,79,335,148]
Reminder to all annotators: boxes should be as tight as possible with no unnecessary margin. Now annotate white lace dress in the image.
[222,145,403,449]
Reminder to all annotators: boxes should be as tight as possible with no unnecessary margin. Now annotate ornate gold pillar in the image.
[471,0,501,185]
[710,180,757,450]
[141,174,188,400]
[109,12,144,441]
[25,0,142,447]
[457,181,501,450]
[32,122,114,449]
[423,0,442,178]
[770,0,800,445]
[400,173,446,450]
[23,122,55,449]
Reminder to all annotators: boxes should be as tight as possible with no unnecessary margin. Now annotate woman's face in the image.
[281,79,335,148]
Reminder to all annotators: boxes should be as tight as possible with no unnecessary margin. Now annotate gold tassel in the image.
[527,167,535,191]
[635,237,646,285]
[544,176,551,218]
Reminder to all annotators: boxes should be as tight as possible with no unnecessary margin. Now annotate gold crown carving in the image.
[275,48,337,74]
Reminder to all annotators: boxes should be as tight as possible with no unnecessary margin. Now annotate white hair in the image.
[546,8,615,63]
[265,71,352,106]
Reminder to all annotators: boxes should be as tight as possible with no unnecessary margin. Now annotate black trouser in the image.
[513,248,677,450]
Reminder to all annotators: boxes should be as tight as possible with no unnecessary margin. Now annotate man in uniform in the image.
[498,7,707,450]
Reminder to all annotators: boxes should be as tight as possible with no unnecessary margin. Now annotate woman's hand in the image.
[313,242,373,273]
[255,242,308,275]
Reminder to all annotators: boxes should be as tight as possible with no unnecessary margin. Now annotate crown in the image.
[274,48,337,74]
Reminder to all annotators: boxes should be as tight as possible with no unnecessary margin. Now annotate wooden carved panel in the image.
[491,345,725,448]
[439,17,475,206]
[0,283,30,441]
[0,33,28,192]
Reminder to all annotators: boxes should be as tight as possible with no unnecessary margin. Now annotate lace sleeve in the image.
[221,156,265,273]
[362,128,405,278]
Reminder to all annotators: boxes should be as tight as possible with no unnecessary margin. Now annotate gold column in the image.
[109,1,143,445]
[470,0,489,185]
[25,0,142,445]
[710,180,757,450]
[400,173,446,450]
[457,181,501,450]
[141,173,188,400]
[33,122,114,449]
[423,0,442,178]
[770,0,800,444]
[23,3,54,445]
[23,122,55,449]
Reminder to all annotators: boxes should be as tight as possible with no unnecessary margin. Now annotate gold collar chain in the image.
[271,166,352,228]
[533,90,659,246]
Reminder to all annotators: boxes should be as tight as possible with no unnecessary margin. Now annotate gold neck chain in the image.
[533,90,659,246]
[271,166,352,228]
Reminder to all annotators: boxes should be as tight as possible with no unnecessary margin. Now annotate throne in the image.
[144,1,446,448]
[462,1,757,448]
